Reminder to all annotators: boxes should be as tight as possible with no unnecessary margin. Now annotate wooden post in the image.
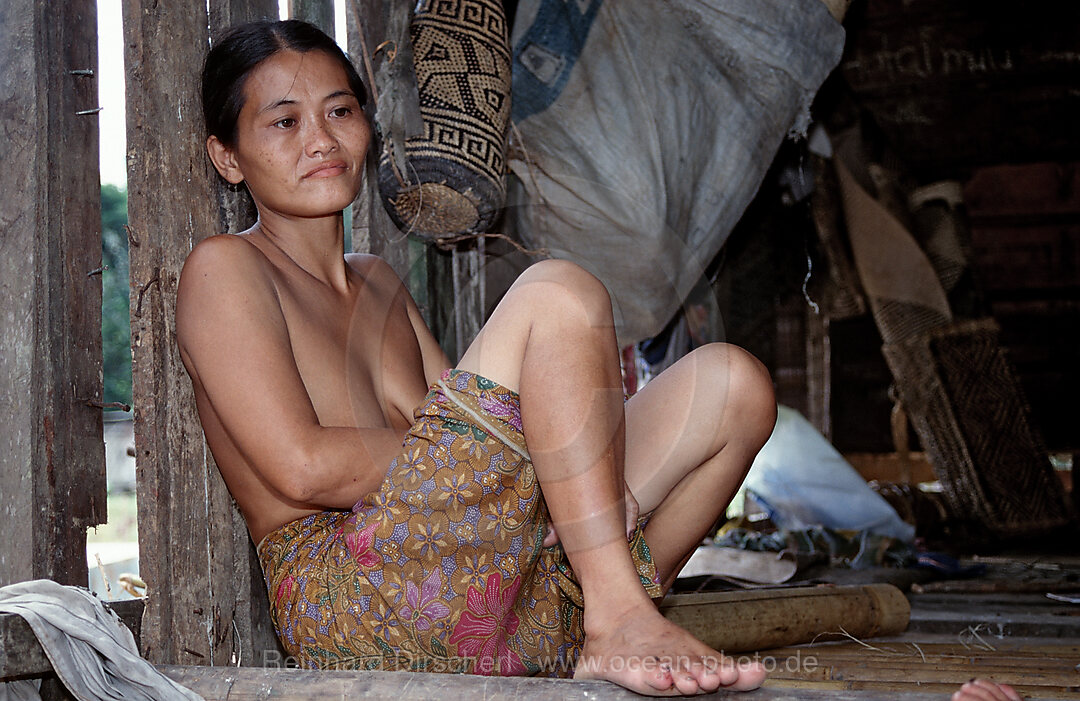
[347,0,412,272]
[124,0,282,667]
[806,310,832,440]
[290,0,335,36]
[0,0,105,588]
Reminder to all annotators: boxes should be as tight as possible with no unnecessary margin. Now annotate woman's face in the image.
[210,49,370,220]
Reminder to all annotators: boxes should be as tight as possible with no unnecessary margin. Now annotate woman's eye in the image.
[330,106,352,118]
[274,117,296,129]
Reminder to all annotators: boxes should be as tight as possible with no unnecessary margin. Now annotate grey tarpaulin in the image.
[507,0,846,345]
[0,580,203,701]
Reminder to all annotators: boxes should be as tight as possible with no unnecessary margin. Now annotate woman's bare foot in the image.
[573,602,767,696]
[952,679,1022,701]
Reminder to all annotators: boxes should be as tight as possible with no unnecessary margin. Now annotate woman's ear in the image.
[206,135,245,184]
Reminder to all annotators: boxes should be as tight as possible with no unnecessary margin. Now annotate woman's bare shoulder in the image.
[178,234,279,305]
[181,233,270,282]
[344,251,394,276]
[176,234,282,348]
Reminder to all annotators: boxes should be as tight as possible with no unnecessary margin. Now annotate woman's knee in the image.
[509,259,614,326]
[689,343,777,443]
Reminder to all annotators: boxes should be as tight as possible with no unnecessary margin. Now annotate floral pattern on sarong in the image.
[257,369,662,677]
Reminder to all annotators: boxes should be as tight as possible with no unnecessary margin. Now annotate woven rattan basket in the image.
[378,0,511,240]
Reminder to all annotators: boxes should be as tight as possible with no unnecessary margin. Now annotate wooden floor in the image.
[753,593,1079,699]
[160,558,1080,700]
[4,557,1077,699]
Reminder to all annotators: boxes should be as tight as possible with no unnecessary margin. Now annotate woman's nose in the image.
[305,119,337,156]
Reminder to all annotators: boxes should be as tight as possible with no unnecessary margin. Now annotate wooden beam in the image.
[0,0,106,588]
[209,0,288,672]
[844,451,936,484]
[208,2,278,235]
[347,0,412,271]
[123,0,281,668]
[289,0,334,36]
[157,664,952,700]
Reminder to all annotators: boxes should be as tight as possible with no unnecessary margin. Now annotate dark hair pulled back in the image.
[201,19,367,147]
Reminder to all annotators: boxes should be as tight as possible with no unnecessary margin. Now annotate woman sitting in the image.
[177,19,775,695]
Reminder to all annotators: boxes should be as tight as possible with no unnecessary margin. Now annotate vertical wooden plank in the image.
[290,0,335,36]
[125,0,285,667]
[347,0,412,275]
[209,0,278,239]
[806,311,832,440]
[211,0,288,667]
[122,0,226,667]
[0,0,105,588]
[774,297,808,419]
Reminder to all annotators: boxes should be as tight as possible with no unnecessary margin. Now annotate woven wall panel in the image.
[882,319,1072,535]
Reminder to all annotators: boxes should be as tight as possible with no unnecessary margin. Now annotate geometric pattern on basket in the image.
[872,299,951,346]
[406,0,510,190]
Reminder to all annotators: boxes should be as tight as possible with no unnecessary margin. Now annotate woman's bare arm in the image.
[176,234,401,509]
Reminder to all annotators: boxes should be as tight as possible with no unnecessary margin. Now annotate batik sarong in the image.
[257,369,662,677]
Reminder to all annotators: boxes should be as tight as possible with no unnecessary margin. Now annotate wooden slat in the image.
[804,309,832,441]
[124,0,277,668]
[347,0,409,268]
[209,0,289,671]
[158,664,953,700]
[0,0,106,588]
[792,662,1077,686]
[844,452,936,485]
[289,0,334,36]
[762,678,1062,698]
[124,0,215,666]
[906,608,1080,638]
[764,640,1080,662]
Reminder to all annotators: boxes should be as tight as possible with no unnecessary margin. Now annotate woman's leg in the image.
[623,343,777,591]
[457,259,766,695]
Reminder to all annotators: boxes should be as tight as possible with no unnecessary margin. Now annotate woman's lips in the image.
[303,160,348,178]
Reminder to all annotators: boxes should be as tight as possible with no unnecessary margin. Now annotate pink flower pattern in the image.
[449,571,526,675]
[341,519,380,568]
[275,574,295,604]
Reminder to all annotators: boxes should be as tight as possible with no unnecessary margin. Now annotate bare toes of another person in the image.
[952,678,1022,701]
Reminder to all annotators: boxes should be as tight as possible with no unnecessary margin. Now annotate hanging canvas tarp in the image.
[507,0,846,344]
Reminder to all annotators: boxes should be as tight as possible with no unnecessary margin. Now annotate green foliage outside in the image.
[101,184,131,408]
